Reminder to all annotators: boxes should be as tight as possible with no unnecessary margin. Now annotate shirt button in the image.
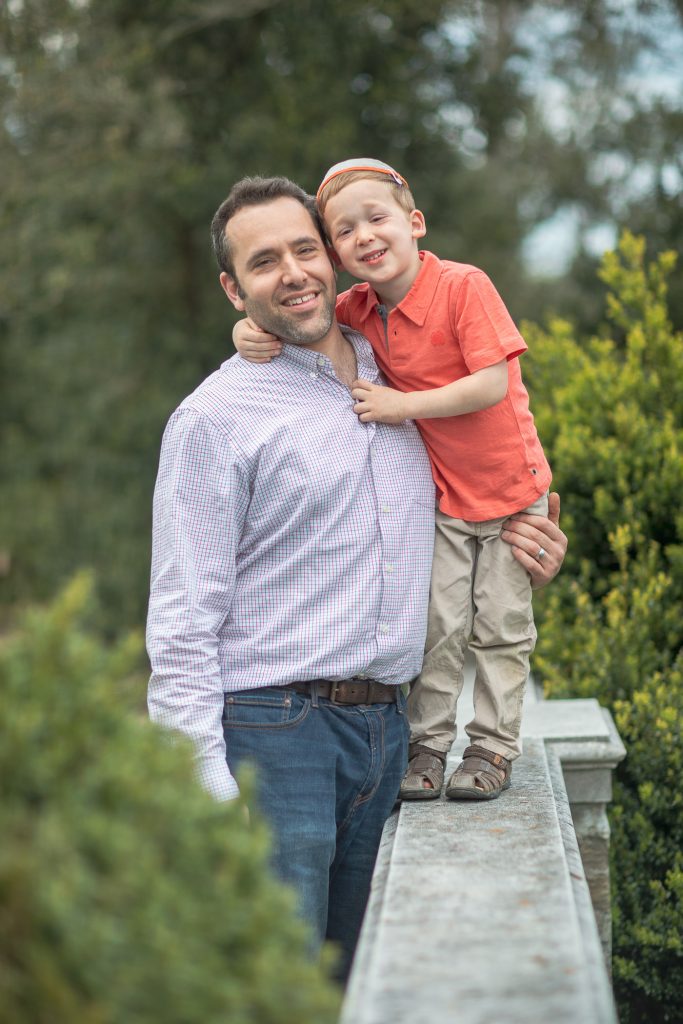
[385,563,394,573]
[381,505,390,513]
[379,624,390,634]
[310,371,319,379]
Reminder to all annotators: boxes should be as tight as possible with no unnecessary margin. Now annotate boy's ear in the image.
[410,209,427,241]
[219,271,246,312]
[326,244,342,268]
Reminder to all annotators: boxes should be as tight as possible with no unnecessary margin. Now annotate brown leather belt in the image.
[288,679,398,705]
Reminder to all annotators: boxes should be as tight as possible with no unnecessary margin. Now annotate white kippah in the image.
[317,158,408,200]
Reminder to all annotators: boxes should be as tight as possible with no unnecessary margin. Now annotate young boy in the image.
[233,158,552,802]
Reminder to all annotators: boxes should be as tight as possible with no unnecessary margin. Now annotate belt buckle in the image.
[328,680,339,704]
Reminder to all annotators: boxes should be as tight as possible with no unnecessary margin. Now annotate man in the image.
[146,176,566,979]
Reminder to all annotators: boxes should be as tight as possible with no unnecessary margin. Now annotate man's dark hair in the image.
[211,176,323,278]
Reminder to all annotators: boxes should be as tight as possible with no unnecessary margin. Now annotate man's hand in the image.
[233,317,282,363]
[501,492,567,589]
[351,379,409,424]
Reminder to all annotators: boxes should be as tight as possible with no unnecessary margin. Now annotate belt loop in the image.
[310,680,319,709]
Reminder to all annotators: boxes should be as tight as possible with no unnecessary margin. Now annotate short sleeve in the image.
[450,270,527,373]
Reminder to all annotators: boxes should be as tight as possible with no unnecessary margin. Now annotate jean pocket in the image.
[222,688,310,730]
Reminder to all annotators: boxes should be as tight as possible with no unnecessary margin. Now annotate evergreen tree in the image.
[1,0,680,632]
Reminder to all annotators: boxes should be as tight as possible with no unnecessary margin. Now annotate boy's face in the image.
[323,179,426,297]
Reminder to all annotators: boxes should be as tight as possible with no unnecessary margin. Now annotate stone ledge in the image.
[523,699,626,804]
[342,734,618,1024]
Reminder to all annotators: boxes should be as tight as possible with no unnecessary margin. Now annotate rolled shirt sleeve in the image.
[146,406,250,801]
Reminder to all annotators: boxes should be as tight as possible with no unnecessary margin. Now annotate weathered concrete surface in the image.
[342,738,617,1024]
[457,665,625,965]
[546,751,616,1007]
[522,698,625,964]
[571,803,613,964]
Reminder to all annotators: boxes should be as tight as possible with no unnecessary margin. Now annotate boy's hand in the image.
[233,317,282,363]
[351,379,409,424]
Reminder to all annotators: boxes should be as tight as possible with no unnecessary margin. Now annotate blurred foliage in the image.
[0,573,340,1023]
[1,0,682,630]
[1,0,682,1015]
[610,657,683,1023]
[526,233,683,1022]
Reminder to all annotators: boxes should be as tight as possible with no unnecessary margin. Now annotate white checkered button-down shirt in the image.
[146,328,435,800]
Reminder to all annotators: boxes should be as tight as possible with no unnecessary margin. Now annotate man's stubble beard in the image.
[241,290,336,347]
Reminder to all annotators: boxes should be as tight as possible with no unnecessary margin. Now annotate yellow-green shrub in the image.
[525,233,683,1022]
[0,575,340,1024]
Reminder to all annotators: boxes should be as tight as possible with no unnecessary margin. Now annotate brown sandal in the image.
[445,745,512,801]
[399,744,446,801]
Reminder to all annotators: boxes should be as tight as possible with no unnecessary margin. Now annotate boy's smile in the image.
[360,248,388,265]
[323,179,426,308]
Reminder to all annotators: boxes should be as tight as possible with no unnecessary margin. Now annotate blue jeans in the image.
[222,683,408,979]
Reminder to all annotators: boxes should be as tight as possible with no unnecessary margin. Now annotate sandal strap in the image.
[409,752,445,776]
[447,745,512,795]
[403,749,445,790]
[409,743,446,764]
[462,745,511,778]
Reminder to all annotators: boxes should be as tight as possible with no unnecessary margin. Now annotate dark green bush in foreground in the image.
[0,575,340,1024]
[526,233,683,1022]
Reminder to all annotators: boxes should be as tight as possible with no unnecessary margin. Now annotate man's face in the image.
[220,197,337,347]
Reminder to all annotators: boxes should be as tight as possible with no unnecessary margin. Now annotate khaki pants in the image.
[407,493,548,761]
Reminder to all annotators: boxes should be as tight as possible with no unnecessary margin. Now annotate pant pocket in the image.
[222,688,310,729]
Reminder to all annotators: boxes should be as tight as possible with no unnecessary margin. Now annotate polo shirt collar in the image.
[358,250,441,326]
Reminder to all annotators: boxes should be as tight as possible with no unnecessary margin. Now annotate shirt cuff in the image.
[196,757,241,802]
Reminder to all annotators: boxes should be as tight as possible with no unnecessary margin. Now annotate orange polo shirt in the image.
[336,250,551,521]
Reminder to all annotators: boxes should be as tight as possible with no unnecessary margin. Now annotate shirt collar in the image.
[279,325,381,383]
[341,326,382,380]
[358,250,441,326]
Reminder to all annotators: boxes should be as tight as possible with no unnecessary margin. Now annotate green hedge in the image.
[525,233,683,1022]
[0,575,340,1023]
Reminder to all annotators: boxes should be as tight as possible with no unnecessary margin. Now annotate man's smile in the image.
[282,291,318,308]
